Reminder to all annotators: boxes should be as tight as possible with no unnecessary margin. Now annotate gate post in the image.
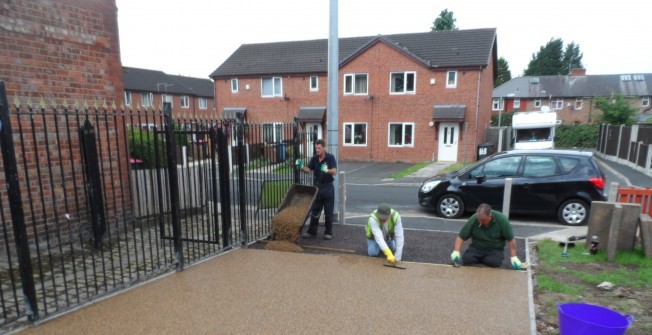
[216,125,232,248]
[293,118,300,184]
[236,121,247,245]
[0,81,39,320]
[79,119,107,248]
[163,102,184,271]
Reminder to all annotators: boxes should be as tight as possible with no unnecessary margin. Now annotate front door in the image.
[305,123,322,156]
[438,122,459,161]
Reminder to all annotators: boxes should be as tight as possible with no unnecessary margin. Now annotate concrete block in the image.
[587,201,642,261]
[640,214,652,259]
[587,201,614,252]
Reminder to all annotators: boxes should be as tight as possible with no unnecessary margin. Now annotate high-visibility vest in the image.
[366,209,399,239]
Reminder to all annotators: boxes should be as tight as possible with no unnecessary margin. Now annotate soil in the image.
[530,242,652,335]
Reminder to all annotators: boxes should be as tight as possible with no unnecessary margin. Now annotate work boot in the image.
[302,232,315,238]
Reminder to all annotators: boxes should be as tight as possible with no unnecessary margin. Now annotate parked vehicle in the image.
[512,106,560,150]
[418,150,607,225]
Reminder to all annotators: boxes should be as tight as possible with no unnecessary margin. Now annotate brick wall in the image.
[0,0,127,248]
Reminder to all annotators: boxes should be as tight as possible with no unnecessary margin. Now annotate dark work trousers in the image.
[462,245,504,268]
[305,182,334,235]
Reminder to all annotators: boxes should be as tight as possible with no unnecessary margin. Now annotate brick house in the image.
[493,69,652,124]
[210,29,498,163]
[122,66,215,118]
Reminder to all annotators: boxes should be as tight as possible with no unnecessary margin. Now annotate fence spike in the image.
[38,97,46,108]
[102,98,108,109]
[111,100,117,109]
[51,99,57,109]
[83,100,89,108]
[27,97,33,106]
[63,98,68,107]
[13,96,20,107]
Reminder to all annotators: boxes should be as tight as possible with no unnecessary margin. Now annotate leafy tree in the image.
[561,42,583,74]
[431,9,458,31]
[524,38,564,75]
[491,110,516,127]
[594,95,637,126]
[495,57,512,87]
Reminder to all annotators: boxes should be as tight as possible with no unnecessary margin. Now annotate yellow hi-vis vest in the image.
[366,209,399,240]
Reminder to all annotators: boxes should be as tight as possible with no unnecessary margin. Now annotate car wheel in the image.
[557,199,589,226]
[436,194,465,219]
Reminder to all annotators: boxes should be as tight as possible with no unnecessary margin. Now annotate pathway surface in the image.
[18,248,530,335]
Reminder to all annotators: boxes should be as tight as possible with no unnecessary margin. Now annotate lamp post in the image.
[497,93,514,152]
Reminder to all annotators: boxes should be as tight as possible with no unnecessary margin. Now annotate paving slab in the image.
[18,249,530,335]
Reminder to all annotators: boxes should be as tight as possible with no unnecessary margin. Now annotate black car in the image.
[418,150,607,225]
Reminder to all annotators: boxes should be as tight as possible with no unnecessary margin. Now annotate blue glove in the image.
[320,163,328,173]
[295,159,303,169]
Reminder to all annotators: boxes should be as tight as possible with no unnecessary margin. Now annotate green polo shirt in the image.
[458,210,515,251]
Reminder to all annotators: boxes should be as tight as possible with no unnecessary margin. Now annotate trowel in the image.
[383,261,407,269]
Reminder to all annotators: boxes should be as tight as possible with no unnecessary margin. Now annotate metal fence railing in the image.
[0,82,314,330]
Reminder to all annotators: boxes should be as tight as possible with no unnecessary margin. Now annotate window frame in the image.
[387,122,415,147]
[198,97,207,109]
[389,71,416,94]
[124,91,132,106]
[141,92,153,107]
[551,98,564,110]
[534,99,542,108]
[310,76,318,92]
[231,78,239,93]
[180,96,189,108]
[261,77,283,97]
[343,73,368,95]
[492,98,501,111]
[513,98,521,109]
[446,71,457,88]
[575,98,583,110]
[642,97,650,107]
[343,122,368,146]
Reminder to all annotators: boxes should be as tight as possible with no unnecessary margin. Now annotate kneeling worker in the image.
[450,203,525,269]
[366,203,404,263]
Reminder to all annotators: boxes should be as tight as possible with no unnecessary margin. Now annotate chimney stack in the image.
[570,68,586,76]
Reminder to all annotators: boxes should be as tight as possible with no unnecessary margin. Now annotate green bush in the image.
[555,124,599,149]
[128,126,167,168]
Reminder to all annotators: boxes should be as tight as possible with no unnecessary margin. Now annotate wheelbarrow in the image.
[269,184,318,242]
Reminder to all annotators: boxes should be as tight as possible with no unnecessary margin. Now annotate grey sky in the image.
[117,0,652,79]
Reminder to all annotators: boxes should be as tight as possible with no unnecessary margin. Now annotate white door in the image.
[438,122,459,161]
[305,123,322,156]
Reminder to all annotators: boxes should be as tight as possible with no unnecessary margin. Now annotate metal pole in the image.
[0,81,39,320]
[328,0,340,221]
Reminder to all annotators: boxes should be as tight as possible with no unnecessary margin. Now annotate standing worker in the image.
[366,203,404,263]
[296,139,337,240]
[450,203,525,269]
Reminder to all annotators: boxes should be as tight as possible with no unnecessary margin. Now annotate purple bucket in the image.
[558,302,634,335]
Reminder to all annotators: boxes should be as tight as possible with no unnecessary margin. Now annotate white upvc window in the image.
[261,77,282,97]
[124,91,132,106]
[492,98,501,111]
[231,78,239,92]
[163,94,173,107]
[390,71,416,94]
[262,122,284,143]
[343,73,368,95]
[446,71,457,88]
[388,123,414,147]
[310,76,318,91]
[534,99,542,108]
[642,97,650,107]
[575,98,583,110]
[343,123,367,146]
[198,98,207,109]
[551,98,564,110]
[180,96,189,108]
[513,98,521,109]
[141,92,153,106]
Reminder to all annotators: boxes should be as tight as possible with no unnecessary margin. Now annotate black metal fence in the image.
[597,123,652,176]
[0,82,314,329]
